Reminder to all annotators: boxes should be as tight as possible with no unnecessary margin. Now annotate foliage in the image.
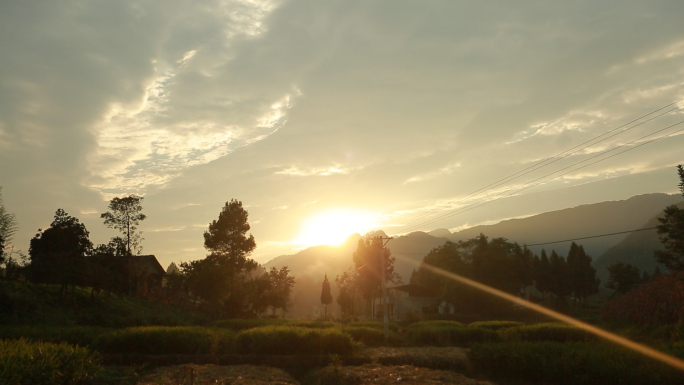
[606,262,643,295]
[93,326,235,355]
[341,326,401,346]
[320,273,333,319]
[101,195,146,256]
[212,318,289,331]
[654,165,684,272]
[468,320,524,330]
[602,271,684,325]
[335,268,359,318]
[0,338,103,385]
[566,242,600,304]
[0,186,18,251]
[352,236,399,310]
[0,280,205,327]
[265,266,296,315]
[469,341,683,385]
[499,322,596,342]
[346,320,400,333]
[182,199,258,318]
[405,321,500,346]
[0,326,112,347]
[412,235,532,314]
[234,325,354,355]
[28,209,92,291]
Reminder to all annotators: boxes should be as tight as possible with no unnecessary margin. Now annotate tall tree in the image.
[566,242,600,305]
[548,250,571,304]
[29,209,92,292]
[321,274,333,319]
[352,236,399,317]
[183,199,258,317]
[335,269,359,318]
[655,165,684,272]
[0,187,18,255]
[101,195,146,256]
[266,266,296,316]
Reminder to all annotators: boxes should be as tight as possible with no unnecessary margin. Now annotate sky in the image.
[1,0,683,269]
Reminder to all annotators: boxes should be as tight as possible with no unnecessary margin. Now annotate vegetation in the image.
[320,274,332,319]
[469,341,683,385]
[655,164,684,272]
[101,195,147,256]
[0,338,103,385]
[234,325,354,355]
[93,326,235,355]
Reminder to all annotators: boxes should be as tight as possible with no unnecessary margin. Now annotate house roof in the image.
[130,255,166,276]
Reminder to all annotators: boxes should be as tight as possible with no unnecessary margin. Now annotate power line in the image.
[524,227,659,247]
[399,99,683,228]
[397,118,684,234]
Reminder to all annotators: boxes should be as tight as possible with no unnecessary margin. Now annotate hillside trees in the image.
[654,165,684,272]
[335,268,359,318]
[101,195,146,256]
[28,209,92,293]
[606,262,642,295]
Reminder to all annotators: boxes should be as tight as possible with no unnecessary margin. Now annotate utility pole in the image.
[377,236,393,341]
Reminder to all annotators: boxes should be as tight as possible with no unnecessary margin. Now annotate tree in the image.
[566,242,599,305]
[202,199,257,308]
[533,250,552,299]
[28,209,92,293]
[321,274,333,319]
[266,266,296,316]
[101,195,146,256]
[0,187,18,259]
[655,165,684,272]
[606,262,642,295]
[335,269,359,318]
[548,250,571,304]
[352,236,399,317]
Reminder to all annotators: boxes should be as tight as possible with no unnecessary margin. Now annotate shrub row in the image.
[235,326,354,355]
[93,326,235,355]
[0,326,112,347]
[469,341,683,385]
[406,321,500,346]
[500,322,596,342]
[0,338,102,385]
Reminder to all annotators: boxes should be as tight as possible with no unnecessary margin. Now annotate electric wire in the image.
[396,119,684,234]
[400,99,682,228]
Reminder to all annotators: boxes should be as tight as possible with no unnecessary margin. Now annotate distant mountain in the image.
[593,200,684,283]
[264,193,681,318]
[444,193,682,259]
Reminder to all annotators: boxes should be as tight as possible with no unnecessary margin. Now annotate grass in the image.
[499,322,596,342]
[0,338,103,385]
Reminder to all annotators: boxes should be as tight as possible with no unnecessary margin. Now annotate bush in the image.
[0,326,112,347]
[469,341,683,385]
[235,326,353,355]
[93,326,235,355]
[342,326,402,346]
[406,321,500,346]
[500,322,595,342]
[0,338,102,385]
[212,318,288,331]
[346,321,400,333]
[468,320,524,330]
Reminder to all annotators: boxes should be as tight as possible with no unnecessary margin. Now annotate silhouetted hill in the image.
[593,200,684,283]
[445,193,681,259]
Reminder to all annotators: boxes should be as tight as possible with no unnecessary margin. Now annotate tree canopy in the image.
[28,209,92,291]
[655,165,684,272]
[101,195,146,256]
[0,187,18,254]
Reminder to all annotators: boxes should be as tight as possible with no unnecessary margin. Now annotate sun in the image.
[295,208,378,247]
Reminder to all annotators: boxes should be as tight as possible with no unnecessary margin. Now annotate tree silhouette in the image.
[0,187,18,253]
[655,165,684,272]
[29,209,92,293]
[606,262,642,295]
[101,195,146,256]
[321,274,332,319]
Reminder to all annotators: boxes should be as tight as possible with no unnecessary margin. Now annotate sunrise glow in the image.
[295,208,378,247]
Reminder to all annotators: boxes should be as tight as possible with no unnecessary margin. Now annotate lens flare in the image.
[406,256,684,372]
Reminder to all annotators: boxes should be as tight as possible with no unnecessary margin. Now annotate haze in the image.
[1,0,683,268]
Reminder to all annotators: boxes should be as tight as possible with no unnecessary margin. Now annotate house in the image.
[128,254,166,297]
[373,284,441,321]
